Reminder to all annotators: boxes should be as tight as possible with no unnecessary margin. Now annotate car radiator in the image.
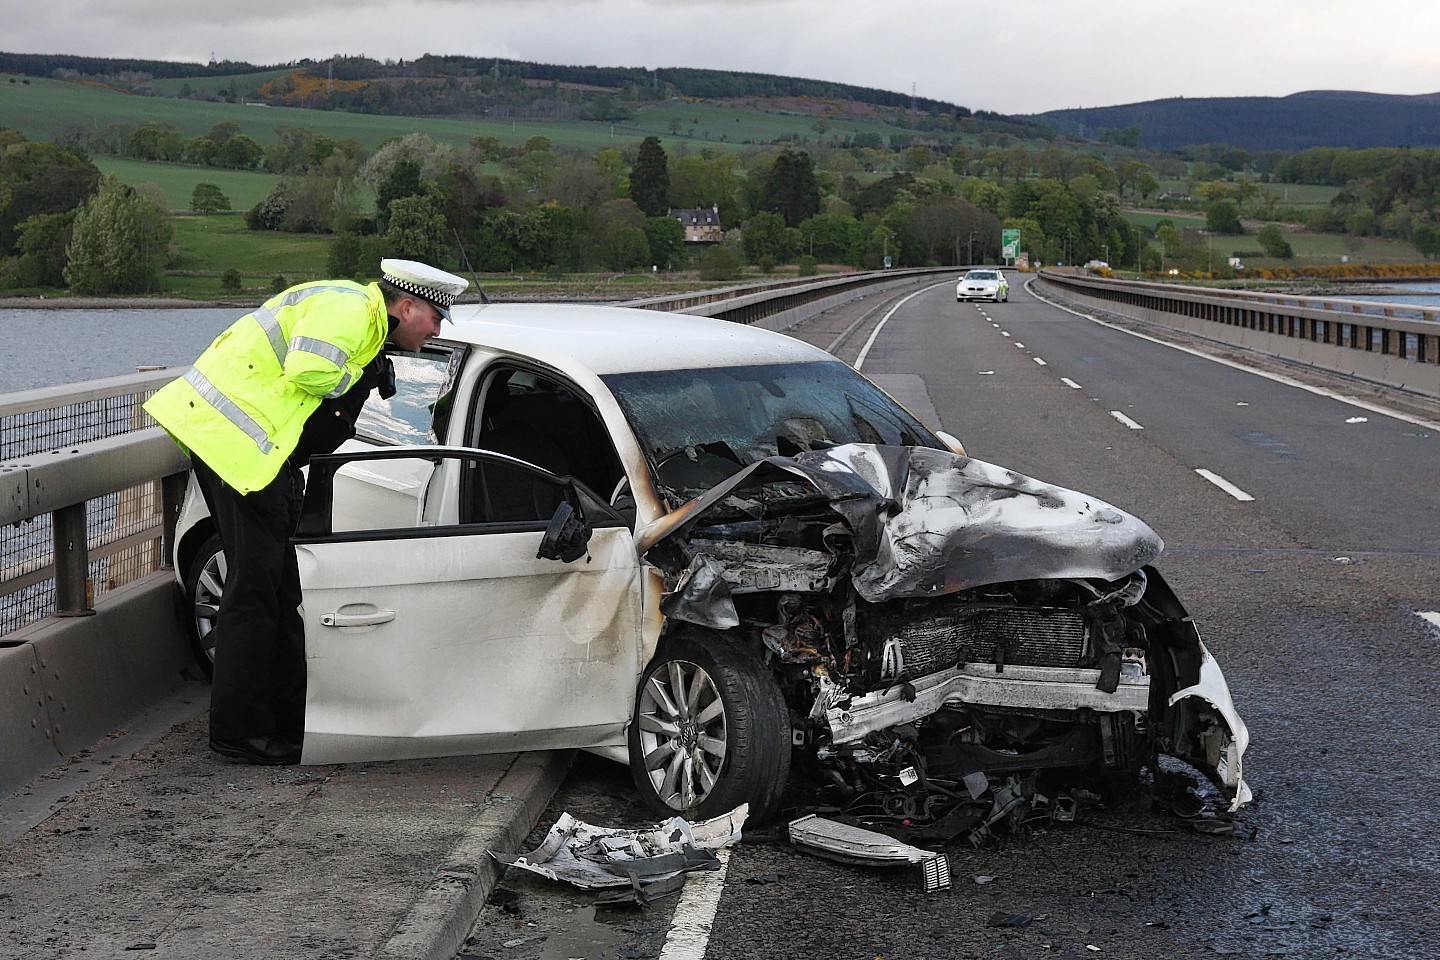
[865,605,1089,682]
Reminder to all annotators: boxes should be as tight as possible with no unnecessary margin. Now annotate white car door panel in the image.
[295,449,643,764]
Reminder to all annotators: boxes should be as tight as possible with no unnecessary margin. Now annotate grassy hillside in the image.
[1,72,926,157]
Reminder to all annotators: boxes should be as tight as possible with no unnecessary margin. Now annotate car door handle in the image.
[320,609,397,627]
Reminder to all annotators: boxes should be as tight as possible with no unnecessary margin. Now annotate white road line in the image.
[1195,468,1256,501]
[1110,410,1145,430]
[1001,331,1011,338]
[1061,377,1083,389]
[657,848,730,960]
[1015,342,1026,348]
[1025,279,1440,432]
[855,281,951,370]
[1419,612,1440,629]
[1033,357,1048,366]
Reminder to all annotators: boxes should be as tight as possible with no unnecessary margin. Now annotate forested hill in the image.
[0,49,1022,126]
[1036,91,1440,152]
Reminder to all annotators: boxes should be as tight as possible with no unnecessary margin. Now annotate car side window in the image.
[354,345,463,446]
[469,366,627,515]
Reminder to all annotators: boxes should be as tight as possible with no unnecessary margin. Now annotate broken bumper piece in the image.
[788,814,952,892]
[490,804,748,898]
[822,663,1151,745]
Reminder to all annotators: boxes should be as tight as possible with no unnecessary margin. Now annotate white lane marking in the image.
[1110,411,1145,430]
[1015,342,1026,348]
[1419,612,1440,629]
[1034,357,1048,366]
[1346,417,1368,424]
[855,281,951,370]
[1061,377,1083,389]
[992,323,1000,328]
[1025,279,1440,432]
[657,848,730,960]
[978,370,995,375]
[1001,331,1012,338]
[1195,468,1256,501]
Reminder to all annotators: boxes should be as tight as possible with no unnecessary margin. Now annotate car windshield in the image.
[603,360,944,501]
[965,271,997,281]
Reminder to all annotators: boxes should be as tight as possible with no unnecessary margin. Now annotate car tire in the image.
[628,629,791,824]
[182,533,225,678]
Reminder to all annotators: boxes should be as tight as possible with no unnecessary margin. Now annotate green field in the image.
[166,215,331,289]
[93,156,280,210]
[1,73,925,158]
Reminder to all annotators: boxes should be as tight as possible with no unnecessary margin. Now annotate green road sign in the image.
[1002,228,1021,260]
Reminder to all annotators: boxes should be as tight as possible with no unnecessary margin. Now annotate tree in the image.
[384,195,449,264]
[0,138,101,254]
[697,244,741,281]
[214,134,263,170]
[375,157,424,232]
[1206,200,1243,235]
[190,183,231,214]
[758,149,820,227]
[64,176,173,294]
[630,136,670,217]
[1410,223,1440,259]
[742,211,795,265]
[12,211,75,287]
[1257,224,1295,259]
[643,216,686,270]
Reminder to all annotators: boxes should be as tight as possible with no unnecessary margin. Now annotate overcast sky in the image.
[8,0,1439,115]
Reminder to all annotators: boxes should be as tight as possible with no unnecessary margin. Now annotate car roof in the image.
[440,302,834,375]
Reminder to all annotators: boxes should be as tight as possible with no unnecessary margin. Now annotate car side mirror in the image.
[935,430,967,457]
[537,500,592,563]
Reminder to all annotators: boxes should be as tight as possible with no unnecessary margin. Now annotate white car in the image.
[956,269,1009,302]
[173,304,1248,830]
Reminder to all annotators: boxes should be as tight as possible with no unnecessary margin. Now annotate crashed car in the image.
[171,304,1248,828]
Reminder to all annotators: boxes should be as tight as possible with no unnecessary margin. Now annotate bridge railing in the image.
[1,371,190,637]
[1034,271,1440,399]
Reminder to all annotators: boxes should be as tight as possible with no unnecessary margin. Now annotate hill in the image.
[1035,91,1440,152]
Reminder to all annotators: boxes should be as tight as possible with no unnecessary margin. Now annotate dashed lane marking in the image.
[1195,468,1256,502]
[1419,612,1440,630]
[1001,331,1011,338]
[1110,411,1145,430]
[1061,377,1083,389]
[1034,357,1048,366]
[1025,278,1440,432]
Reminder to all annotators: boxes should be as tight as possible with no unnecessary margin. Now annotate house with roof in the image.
[669,204,724,243]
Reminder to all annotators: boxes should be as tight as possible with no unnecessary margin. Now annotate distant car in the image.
[956,269,1009,302]
[170,303,1248,829]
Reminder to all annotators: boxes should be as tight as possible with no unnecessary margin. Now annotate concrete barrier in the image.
[0,573,192,792]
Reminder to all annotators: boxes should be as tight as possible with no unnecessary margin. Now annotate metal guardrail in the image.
[2,373,190,635]
[622,267,956,325]
[1035,271,1440,399]
[0,269,957,638]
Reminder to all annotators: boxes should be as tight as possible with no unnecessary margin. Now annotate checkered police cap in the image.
[380,259,469,320]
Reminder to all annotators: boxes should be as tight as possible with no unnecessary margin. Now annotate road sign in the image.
[1002,229,1021,261]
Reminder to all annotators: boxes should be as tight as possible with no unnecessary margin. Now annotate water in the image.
[1341,281,1440,311]
[1,307,240,393]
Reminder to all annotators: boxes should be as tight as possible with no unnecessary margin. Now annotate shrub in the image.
[221,268,242,293]
[797,255,818,277]
[698,245,741,282]
[271,275,288,294]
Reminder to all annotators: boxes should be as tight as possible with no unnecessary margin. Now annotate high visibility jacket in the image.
[144,281,389,494]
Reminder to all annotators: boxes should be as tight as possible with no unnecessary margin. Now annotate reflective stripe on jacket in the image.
[144,281,388,494]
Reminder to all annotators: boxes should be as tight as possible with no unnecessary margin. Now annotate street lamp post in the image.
[967,230,977,266]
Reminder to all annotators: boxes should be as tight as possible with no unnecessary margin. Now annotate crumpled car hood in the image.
[641,444,1163,605]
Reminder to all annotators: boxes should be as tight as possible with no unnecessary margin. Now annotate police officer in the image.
[145,260,468,764]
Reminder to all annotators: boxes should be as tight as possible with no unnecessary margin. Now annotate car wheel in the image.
[629,629,791,823]
[182,533,224,677]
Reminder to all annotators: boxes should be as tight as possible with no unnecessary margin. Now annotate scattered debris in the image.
[787,814,951,892]
[490,805,747,901]
[745,873,783,885]
[988,912,1032,928]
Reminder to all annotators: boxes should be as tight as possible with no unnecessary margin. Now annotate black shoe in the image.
[210,736,301,766]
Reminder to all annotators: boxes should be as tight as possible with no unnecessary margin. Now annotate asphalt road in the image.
[461,277,1440,960]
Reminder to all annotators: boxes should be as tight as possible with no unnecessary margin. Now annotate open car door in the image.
[293,446,644,764]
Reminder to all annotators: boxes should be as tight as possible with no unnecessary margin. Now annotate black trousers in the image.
[191,458,306,743]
